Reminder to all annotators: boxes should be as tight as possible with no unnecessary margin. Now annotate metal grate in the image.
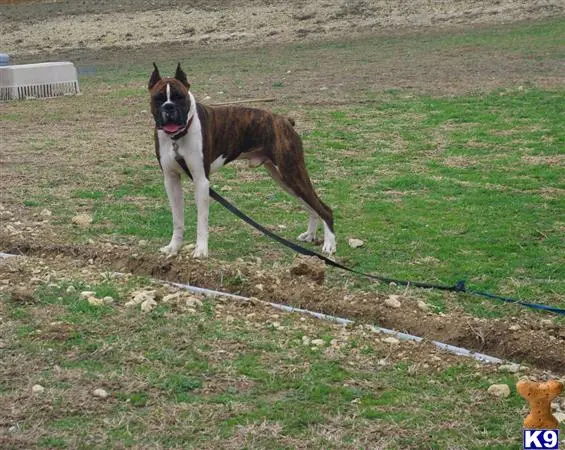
[0,61,80,101]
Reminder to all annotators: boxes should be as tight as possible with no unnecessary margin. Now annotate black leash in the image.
[172,146,565,316]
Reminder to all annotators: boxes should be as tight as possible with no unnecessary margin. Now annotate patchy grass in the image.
[1,19,564,320]
[28,87,561,316]
[1,272,553,449]
[1,15,564,450]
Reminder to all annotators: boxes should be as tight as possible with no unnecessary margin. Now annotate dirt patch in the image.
[2,0,564,58]
[2,236,564,373]
[290,255,325,284]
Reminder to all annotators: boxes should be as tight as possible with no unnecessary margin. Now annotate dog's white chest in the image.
[158,128,204,175]
[157,134,181,172]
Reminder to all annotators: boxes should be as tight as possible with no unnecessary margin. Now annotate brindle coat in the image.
[149,63,335,256]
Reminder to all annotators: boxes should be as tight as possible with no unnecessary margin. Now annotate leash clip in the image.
[455,280,466,292]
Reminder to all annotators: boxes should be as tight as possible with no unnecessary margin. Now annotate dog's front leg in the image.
[160,170,184,256]
[192,176,210,258]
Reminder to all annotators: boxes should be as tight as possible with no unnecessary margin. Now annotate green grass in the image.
[77,88,565,314]
[3,277,556,449]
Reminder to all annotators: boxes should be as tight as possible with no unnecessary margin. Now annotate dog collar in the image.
[169,115,194,141]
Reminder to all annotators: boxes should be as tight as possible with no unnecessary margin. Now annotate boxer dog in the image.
[149,63,336,258]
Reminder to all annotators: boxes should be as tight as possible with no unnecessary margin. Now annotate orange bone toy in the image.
[516,379,563,429]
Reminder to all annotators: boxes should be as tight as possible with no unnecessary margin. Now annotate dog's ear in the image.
[148,63,161,90]
[174,62,190,89]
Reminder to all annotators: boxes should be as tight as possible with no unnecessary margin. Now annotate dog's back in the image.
[197,103,298,166]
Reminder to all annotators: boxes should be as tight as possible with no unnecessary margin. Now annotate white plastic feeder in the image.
[0,61,80,101]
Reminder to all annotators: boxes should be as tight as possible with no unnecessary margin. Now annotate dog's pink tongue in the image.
[163,123,182,133]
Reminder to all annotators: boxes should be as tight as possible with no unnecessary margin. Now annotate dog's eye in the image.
[155,94,166,103]
[171,93,183,102]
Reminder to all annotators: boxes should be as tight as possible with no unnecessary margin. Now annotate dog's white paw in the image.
[192,246,208,259]
[298,231,316,242]
[160,242,181,256]
[322,241,336,256]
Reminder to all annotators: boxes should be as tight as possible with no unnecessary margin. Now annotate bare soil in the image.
[2,0,564,59]
[2,236,564,373]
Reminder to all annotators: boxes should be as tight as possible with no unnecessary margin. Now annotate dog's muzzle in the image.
[157,103,186,135]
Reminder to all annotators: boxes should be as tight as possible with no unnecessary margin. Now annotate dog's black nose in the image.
[162,104,177,120]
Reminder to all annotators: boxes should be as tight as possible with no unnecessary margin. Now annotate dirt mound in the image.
[3,237,564,373]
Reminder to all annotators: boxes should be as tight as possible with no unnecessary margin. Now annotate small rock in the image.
[182,244,195,253]
[126,290,156,307]
[39,208,52,217]
[71,213,93,228]
[384,295,401,308]
[347,238,364,248]
[141,298,158,313]
[162,292,181,303]
[66,285,76,294]
[311,339,325,346]
[554,412,565,423]
[87,296,105,306]
[487,384,511,398]
[509,324,521,331]
[32,384,45,394]
[138,240,147,246]
[382,336,400,345]
[185,296,203,308]
[103,296,114,304]
[79,291,96,299]
[302,336,311,346]
[417,300,430,312]
[498,363,520,373]
[93,388,109,399]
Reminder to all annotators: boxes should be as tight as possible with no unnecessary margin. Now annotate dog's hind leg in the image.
[264,162,320,242]
[299,214,320,243]
[293,181,336,255]
[264,160,336,255]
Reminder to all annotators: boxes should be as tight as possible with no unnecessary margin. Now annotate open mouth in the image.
[162,123,185,134]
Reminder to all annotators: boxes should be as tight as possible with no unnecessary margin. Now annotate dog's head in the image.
[148,63,191,136]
